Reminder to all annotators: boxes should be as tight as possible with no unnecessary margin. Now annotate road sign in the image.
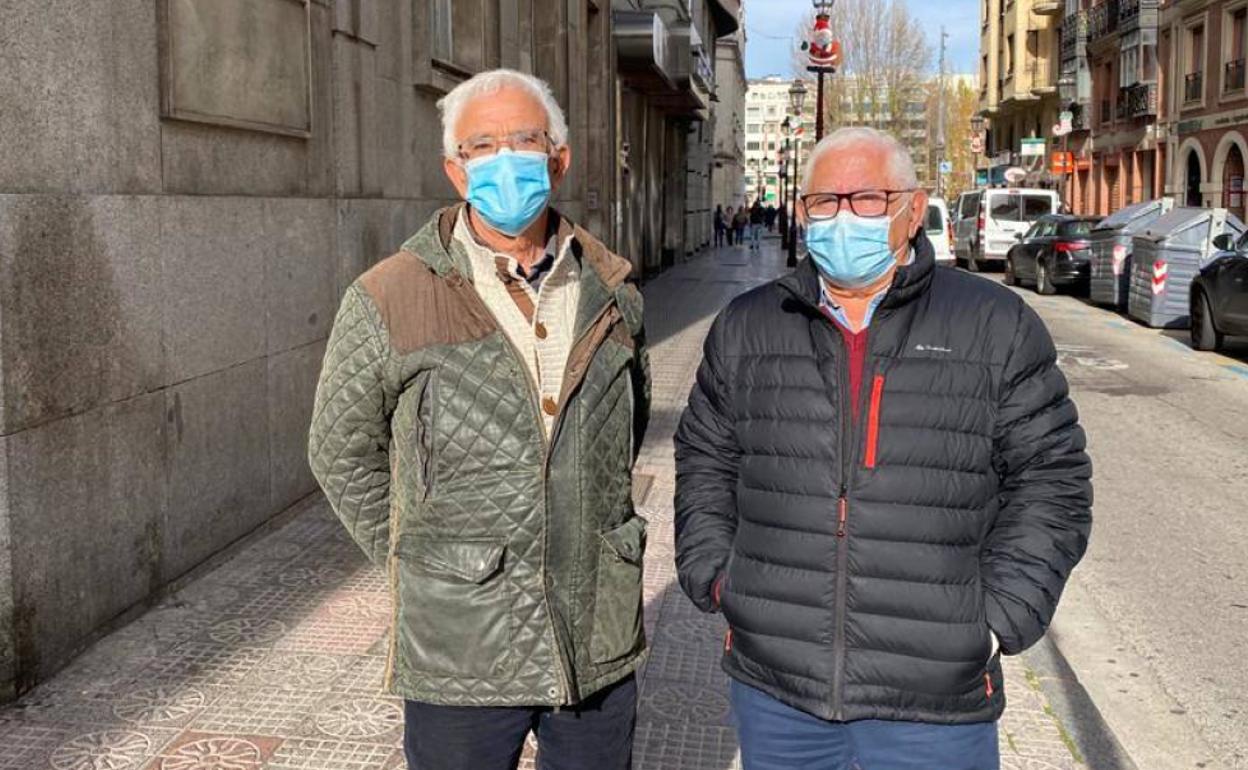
[939,160,953,174]
[1021,138,1046,157]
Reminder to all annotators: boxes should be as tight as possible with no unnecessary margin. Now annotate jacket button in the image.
[542,397,558,415]
[535,322,548,340]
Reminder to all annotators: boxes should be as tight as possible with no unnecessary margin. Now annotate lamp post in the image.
[811,0,837,141]
[787,79,809,267]
[970,114,986,189]
[779,116,791,250]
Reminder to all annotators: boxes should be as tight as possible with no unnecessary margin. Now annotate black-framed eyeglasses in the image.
[800,189,915,220]
[457,129,554,161]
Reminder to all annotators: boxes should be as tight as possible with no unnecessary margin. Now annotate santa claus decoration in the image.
[804,12,841,72]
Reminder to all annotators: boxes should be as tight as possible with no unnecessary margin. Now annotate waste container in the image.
[1127,207,1245,328]
[1089,198,1174,310]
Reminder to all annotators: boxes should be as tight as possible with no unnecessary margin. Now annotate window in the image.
[432,0,484,73]
[1189,23,1205,74]
[1022,194,1055,219]
[1058,220,1094,237]
[1006,35,1015,75]
[748,106,762,115]
[924,205,945,231]
[747,123,762,133]
[747,141,761,150]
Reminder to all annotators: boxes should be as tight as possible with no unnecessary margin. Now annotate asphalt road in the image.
[995,271,1248,770]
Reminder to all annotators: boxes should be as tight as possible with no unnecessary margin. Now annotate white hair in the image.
[801,126,919,192]
[436,69,569,159]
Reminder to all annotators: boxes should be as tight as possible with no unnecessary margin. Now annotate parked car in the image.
[1088,198,1174,310]
[954,188,1061,272]
[1128,207,1246,329]
[1004,215,1099,295]
[952,190,981,265]
[1191,231,1248,350]
[925,197,955,266]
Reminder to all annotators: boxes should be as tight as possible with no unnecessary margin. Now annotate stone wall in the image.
[0,0,615,701]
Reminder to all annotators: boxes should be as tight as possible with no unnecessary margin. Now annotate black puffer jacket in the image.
[674,233,1092,724]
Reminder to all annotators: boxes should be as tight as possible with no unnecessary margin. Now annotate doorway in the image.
[1186,150,1204,207]
[1222,142,1245,221]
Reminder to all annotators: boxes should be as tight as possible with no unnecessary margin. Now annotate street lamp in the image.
[779,116,792,250]
[970,114,985,183]
[787,80,809,267]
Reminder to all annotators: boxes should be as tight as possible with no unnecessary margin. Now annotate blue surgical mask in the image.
[464,149,553,236]
[805,205,906,289]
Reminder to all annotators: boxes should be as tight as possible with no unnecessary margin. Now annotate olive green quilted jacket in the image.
[308,206,651,707]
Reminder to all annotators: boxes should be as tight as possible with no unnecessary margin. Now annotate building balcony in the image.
[1226,59,1245,92]
[1060,11,1088,63]
[1087,0,1121,42]
[1030,58,1057,95]
[1124,81,1158,117]
[1034,0,1061,14]
[1185,71,1204,104]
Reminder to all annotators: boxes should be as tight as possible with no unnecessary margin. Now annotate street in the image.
[0,239,1244,769]
[1015,278,1248,770]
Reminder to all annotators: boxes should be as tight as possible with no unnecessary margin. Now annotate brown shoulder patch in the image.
[357,251,496,354]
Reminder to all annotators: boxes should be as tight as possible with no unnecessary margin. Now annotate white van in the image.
[925,197,955,266]
[955,188,1061,272]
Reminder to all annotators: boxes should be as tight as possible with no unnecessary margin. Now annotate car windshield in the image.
[925,205,944,231]
[1059,220,1093,237]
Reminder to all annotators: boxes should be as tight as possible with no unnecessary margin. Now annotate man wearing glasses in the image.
[309,69,650,769]
[674,127,1091,769]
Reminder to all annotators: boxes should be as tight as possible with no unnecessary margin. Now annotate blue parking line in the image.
[1223,364,1248,379]
[1162,337,1193,354]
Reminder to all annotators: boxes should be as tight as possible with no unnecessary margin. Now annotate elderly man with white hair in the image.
[674,126,1092,769]
[309,69,650,770]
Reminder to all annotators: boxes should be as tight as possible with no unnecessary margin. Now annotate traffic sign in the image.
[939,160,953,174]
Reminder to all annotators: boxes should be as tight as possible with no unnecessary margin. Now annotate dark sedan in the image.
[1004,215,1100,295]
[1191,233,1248,351]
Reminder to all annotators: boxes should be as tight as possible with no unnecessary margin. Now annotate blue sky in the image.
[743,0,980,79]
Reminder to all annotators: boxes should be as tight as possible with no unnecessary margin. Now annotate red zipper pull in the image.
[724,628,734,652]
[984,672,995,698]
[837,497,848,538]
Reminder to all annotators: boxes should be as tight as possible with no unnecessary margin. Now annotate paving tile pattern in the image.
[0,242,1088,769]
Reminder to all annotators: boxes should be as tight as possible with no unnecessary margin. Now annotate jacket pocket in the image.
[395,536,514,678]
[590,515,648,664]
[864,374,885,468]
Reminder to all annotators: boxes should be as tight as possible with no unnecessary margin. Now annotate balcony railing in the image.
[1060,10,1088,62]
[1030,58,1056,94]
[1087,0,1121,41]
[1070,103,1092,131]
[1226,59,1245,92]
[1119,0,1139,23]
[1124,82,1158,117]
[1185,71,1204,103]
[1115,99,1128,121]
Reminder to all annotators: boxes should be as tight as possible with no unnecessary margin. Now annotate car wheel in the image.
[1003,256,1017,285]
[1036,260,1056,295]
[1191,289,1224,351]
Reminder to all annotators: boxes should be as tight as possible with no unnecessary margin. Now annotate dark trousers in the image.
[730,680,999,770]
[404,675,636,770]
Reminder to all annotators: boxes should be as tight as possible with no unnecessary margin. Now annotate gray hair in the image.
[801,126,919,192]
[436,69,569,160]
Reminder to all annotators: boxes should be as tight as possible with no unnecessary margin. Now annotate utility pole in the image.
[936,26,948,198]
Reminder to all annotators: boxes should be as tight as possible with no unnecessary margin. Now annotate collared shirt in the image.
[817,247,916,332]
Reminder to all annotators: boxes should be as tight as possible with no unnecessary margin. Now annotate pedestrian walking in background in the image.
[748,200,765,250]
[765,203,778,231]
[777,203,788,243]
[674,126,1092,770]
[725,205,737,245]
[310,68,651,770]
[714,204,727,247]
[733,206,749,245]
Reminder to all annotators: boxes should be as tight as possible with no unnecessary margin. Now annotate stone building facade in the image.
[0,0,738,701]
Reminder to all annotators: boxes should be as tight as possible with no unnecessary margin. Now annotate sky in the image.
[743,0,981,80]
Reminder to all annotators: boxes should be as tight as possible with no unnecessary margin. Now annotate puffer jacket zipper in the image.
[832,338,853,720]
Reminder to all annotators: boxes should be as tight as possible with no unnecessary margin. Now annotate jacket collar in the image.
[778,228,937,316]
[402,203,637,340]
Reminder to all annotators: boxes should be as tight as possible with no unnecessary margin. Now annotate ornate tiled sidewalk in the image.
[0,241,1095,769]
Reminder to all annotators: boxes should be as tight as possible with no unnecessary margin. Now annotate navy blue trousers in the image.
[731,680,1000,770]
[403,675,636,770]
